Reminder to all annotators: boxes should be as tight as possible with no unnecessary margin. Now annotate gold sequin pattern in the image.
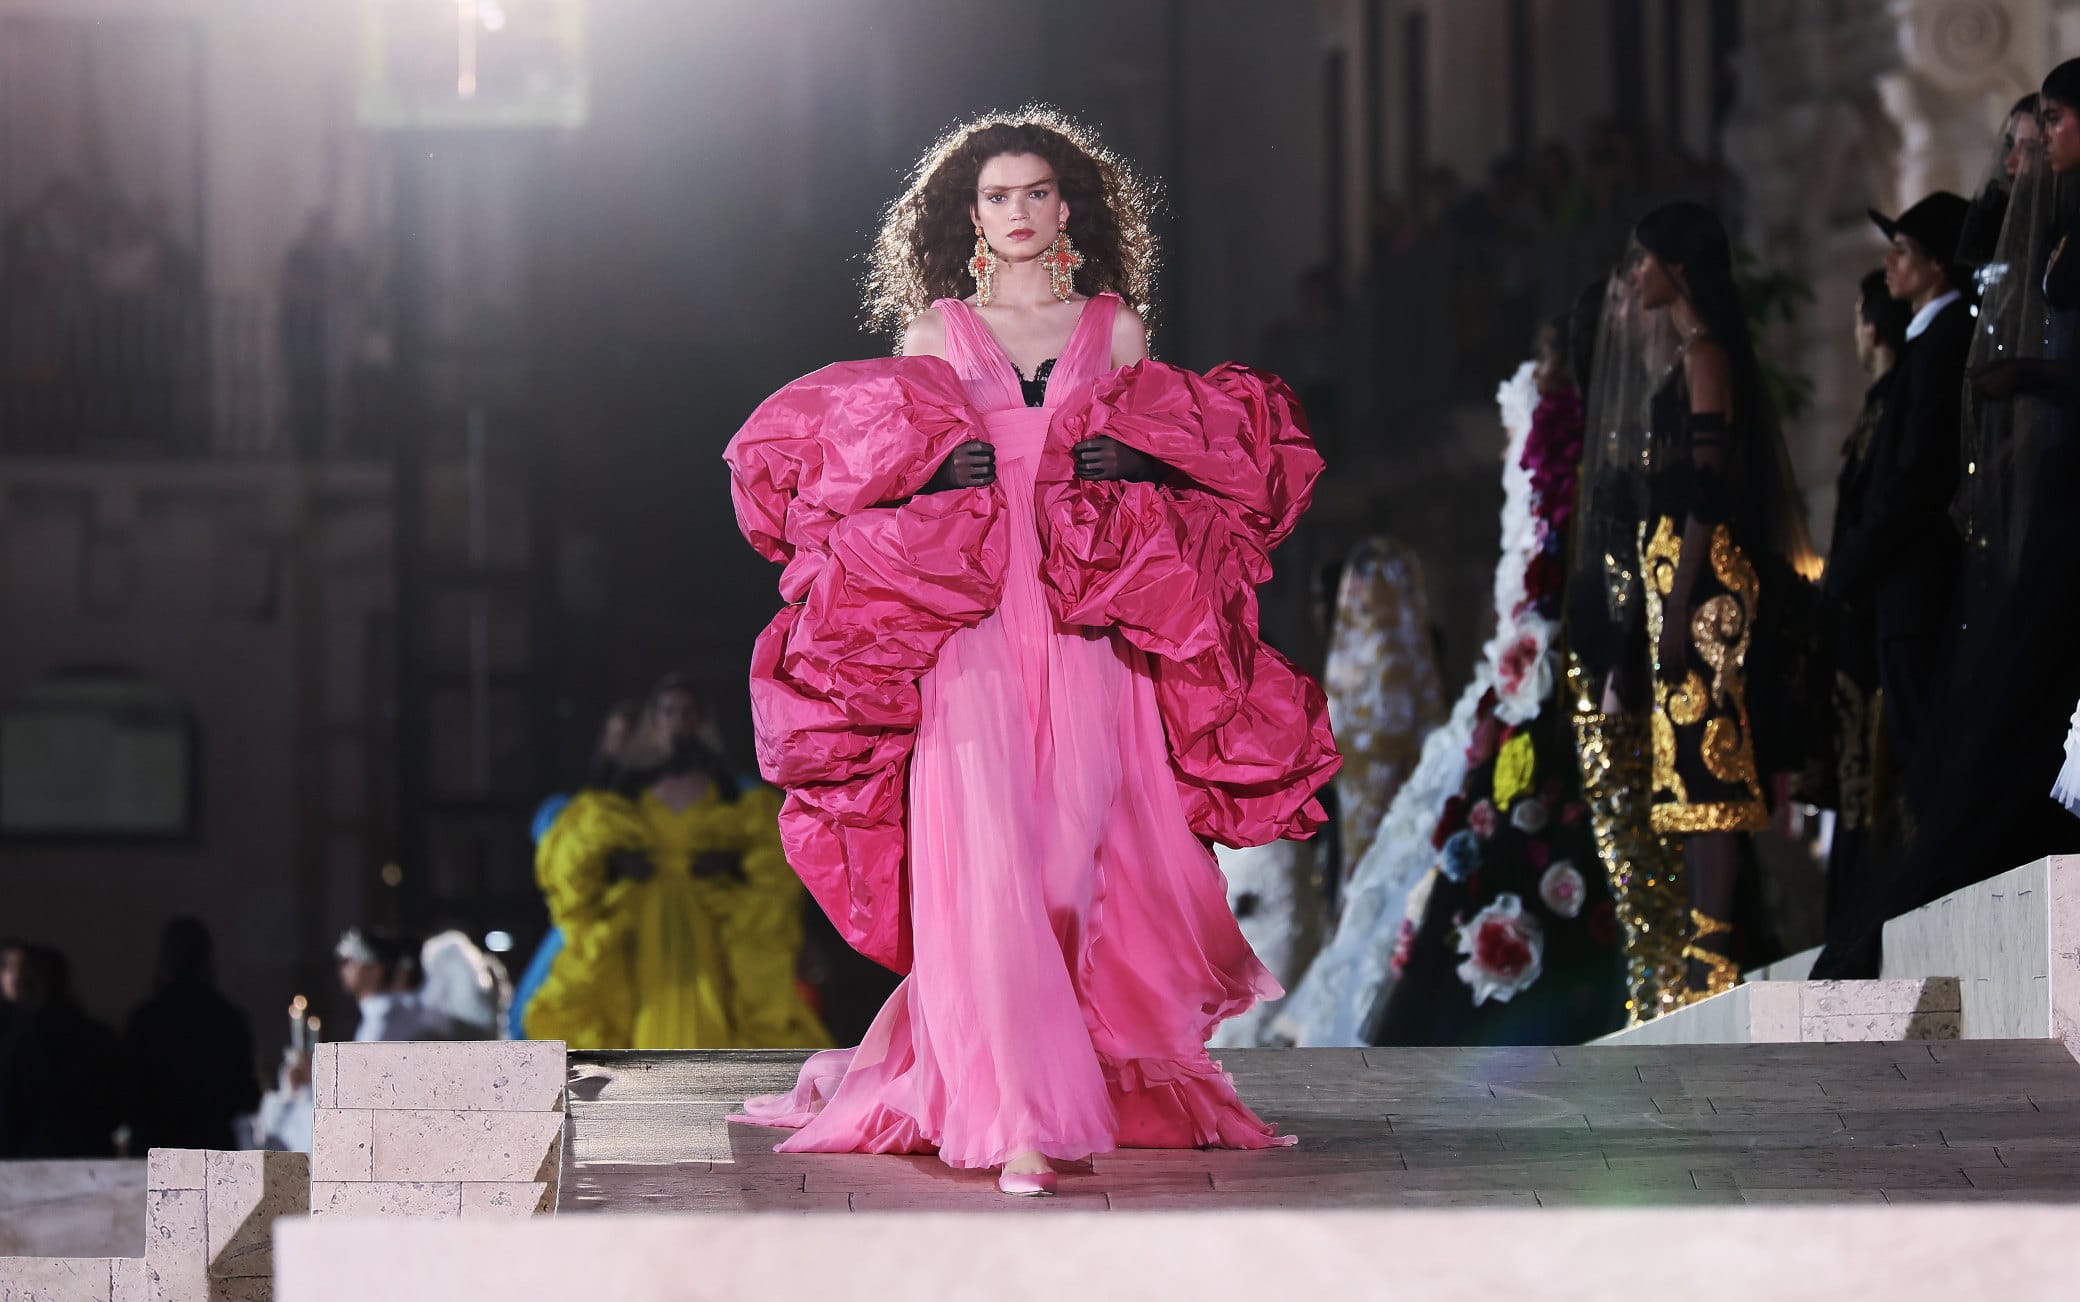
[1641,517,1767,835]
[1663,671,1709,727]
[1691,594,1747,706]
[1701,716,1755,787]
[1645,516,1681,597]
[1654,801,1770,834]
[1680,908,1741,1003]
[1706,526,1760,699]
[1567,658,1689,1025]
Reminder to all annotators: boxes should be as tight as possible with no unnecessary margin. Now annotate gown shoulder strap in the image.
[1054,293,1122,390]
[930,299,997,375]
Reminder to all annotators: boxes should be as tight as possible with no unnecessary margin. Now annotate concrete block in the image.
[110,1260,143,1302]
[1803,1010,1962,1042]
[308,1183,462,1220]
[2048,855,2080,1062]
[145,1153,203,1194]
[370,1112,562,1184]
[0,1257,119,1302]
[1800,978,1959,1018]
[1601,979,1966,1047]
[143,1188,205,1302]
[1744,984,1801,1042]
[459,1184,553,1219]
[1883,857,2052,1040]
[334,1042,564,1113]
[311,1046,338,1111]
[0,1160,146,1258]
[203,1153,308,1280]
[309,1111,373,1184]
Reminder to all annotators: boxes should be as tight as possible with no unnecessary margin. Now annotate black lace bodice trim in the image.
[1019,358,1058,408]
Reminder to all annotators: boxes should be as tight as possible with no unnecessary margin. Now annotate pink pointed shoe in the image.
[996,1169,1059,1198]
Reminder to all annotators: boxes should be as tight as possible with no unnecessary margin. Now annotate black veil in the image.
[1571,203,1817,642]
[1959,127,2076,573]
[1630,202,1816,580]
[1570,263,1671,640]
[1957,94,2042,272]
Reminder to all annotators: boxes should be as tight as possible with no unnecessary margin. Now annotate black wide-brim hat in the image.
[1869,191,1972,263]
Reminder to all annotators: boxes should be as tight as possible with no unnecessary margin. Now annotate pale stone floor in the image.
[559,1042,2080,1213]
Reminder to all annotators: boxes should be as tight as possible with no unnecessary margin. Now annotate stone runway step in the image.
[561,1039,2080,1212]
[1618,853,2079,1054]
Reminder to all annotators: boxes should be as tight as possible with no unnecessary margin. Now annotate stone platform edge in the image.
[1596,978,1961,1047]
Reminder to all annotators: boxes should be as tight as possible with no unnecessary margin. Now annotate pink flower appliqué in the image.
[1465,716,1504,767]
[1539,860,1588,920]
[1491,619,1556,725]
[1467,798,1499,840]
[1497,630,1546,698]
[1389,918,1418,975]
[1509,797,1549,835]
[1455,893,1545,1006]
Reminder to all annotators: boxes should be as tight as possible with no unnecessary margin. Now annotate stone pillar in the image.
[1724,0,1903,541]
[1879,0,2051,202]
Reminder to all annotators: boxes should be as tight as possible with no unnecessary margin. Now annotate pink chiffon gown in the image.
[733,293,1295,1168]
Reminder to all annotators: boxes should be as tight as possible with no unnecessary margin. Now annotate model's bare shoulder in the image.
[901,305,950,360]
[1110,301,1149,367]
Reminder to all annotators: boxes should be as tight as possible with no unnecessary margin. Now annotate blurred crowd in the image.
[0,178,389,458]
[0,177,206,453]
[0,672,851,1160]
[0,918,505,1159]
[1264,120,1736,453]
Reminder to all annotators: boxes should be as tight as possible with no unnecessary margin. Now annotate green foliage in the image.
[1734,246,1817,421]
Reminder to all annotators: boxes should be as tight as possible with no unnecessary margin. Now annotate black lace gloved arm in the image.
[877,441,998,507]
[1073,436,1166,483]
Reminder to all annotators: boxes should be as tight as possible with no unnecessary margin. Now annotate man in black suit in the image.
[1824,191,1975,776]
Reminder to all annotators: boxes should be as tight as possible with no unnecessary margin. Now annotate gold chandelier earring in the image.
[1042,227,1084,301]
[970,223,998,307]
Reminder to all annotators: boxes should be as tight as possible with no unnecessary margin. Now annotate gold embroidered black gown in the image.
[1640,366,1770,837]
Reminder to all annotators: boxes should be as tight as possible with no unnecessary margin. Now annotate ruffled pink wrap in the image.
[726,355,1338,974]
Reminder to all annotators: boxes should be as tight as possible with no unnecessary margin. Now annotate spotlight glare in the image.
[485,929,515,953]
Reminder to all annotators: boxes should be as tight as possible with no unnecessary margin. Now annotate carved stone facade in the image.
[1726,0,2080,538]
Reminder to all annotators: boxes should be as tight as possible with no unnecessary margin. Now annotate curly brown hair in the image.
[864,106,1160,339]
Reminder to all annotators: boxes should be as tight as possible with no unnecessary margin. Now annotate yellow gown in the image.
[523,784,830,1050]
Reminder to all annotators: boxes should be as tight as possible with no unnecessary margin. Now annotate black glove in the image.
[919,441,997,492]
[1074,436,1161,483]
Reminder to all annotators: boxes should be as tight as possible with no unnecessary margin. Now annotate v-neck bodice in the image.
[933,294,1120,414]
